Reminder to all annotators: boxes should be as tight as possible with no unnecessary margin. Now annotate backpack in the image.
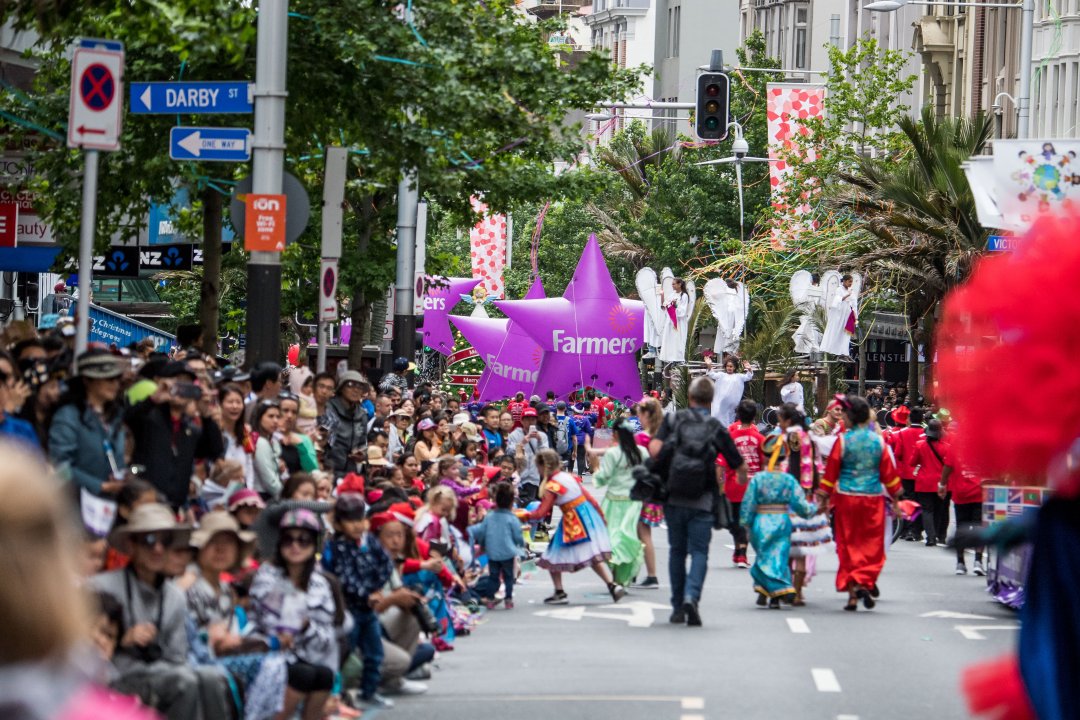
[666,410,721,499]
[555,415,572,454]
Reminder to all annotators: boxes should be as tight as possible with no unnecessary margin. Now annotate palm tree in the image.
[826,107,992,396]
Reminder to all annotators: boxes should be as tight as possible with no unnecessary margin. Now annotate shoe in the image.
[925,540,938,547]
[973,560,986,576]
[608,583,627,602]
[735,555,750,569]
[504,599,515,610]
[869,585,880,599]
[669,608,687,624]
[844,597,858,611]
[484,598,500,610]
[382,679,428,696]
[632,576,660,589]
[543,590,569,605]
[405,663,432,681]
[902,534,916,542]
[956,562,968,575]
[756,593,768,607]
[856,587,876,610]
[769,597,781,609]
[683,600,702,627]
[432,637,454,652]
[361,693,395,709]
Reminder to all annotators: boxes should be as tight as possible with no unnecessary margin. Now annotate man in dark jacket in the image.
[325,370,371,478]
[126,362,225,510]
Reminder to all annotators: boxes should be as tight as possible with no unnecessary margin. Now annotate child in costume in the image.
[521,449,625,605]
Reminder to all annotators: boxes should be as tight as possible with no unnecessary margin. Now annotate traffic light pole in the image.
[245,0,289,368]
[391,172,419,363]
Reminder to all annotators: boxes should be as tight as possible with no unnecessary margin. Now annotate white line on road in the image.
[955,624,1021,640]
[681,715,705,720]
[837,715,860,719]
[681,698,705,710]
[787,618,811,634]
[920,610,994,620]
[812,668,842,693]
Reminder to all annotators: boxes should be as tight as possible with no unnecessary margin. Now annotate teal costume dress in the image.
[740,470,818,599]
[594,445,648,586]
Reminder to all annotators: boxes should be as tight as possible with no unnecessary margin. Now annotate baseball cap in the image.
[522,408,538,418]
[417,418,436,431]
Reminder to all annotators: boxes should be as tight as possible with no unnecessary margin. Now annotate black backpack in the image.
[666,410,721,500]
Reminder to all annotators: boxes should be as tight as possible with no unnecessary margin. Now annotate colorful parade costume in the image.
[740,469,817,600]
[594,445,648,586]
[526,472,613,572]
[820,427,902,594]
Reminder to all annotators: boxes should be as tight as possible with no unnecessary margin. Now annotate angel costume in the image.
[709,368,755,426]
[659,292,690,363]
[820,285,858,357]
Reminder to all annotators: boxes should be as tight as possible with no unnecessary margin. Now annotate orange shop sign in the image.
[244,193,287,251]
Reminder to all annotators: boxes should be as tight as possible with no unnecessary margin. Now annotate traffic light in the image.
[695,72,730,141]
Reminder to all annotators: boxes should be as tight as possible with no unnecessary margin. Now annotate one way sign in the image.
[169,127,251,162]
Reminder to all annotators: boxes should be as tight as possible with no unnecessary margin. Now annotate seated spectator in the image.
[250,510,338,720]
[89,503,231,719]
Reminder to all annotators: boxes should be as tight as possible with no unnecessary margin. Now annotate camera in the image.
[133,641,163,663]
[405,585,439,635]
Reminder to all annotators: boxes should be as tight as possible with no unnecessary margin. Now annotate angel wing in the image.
[702,278,728,319]
[820,270,843,310]
[635,267,664,346]
[733,282,748,338]
[660,267,675,306]
[849,273,863,317]
[790,270,814,308]
[684,279,697,318]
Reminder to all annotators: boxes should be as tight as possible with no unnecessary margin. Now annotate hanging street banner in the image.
[169,127,251,162]
[130,81,253,114]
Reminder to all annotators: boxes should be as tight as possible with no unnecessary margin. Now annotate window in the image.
[830,13,841,47]
[796,29,807,69]
[673,6,681,57]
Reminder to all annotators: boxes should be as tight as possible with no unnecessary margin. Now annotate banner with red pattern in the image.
[469,197,508,299]
[766,83,825,248]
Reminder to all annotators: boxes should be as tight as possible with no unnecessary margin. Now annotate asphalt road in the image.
[383,486,1017,720]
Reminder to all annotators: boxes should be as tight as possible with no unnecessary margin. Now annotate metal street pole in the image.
[318,147,347,373]
[391,172,419,363]
[1017,0,1034,138]
[75,149,98,355]
[245,0,289,368]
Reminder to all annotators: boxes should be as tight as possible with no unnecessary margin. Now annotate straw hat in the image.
[108,503,192,550]
[190,511,256,567]
[366,445,390,466]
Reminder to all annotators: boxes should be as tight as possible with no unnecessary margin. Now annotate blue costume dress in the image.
[740,470,818,599]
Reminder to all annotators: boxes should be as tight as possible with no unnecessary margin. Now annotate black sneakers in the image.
[543,590,568,605]
[669,608,686,624]
[684,600,702,627]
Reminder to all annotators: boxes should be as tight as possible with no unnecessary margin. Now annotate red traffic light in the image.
[705,83,722,98]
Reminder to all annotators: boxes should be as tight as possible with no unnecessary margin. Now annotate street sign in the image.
[244,194,287,251]
[320,259,338,322]
[0,203,17,247]
[987,235,1014,252]
[229,173,310,246]
[129,81,253,114]
[169,127,251,162]
[68,44,124,151]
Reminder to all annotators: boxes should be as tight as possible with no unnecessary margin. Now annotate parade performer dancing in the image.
[740,436,818,608]
[523,449,626,605]
[934,212,1080,720]
[817,395,903,611]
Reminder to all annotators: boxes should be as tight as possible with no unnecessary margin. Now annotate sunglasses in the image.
[278,391,299,403]
[131,531,176,548]
[280,531,315,548]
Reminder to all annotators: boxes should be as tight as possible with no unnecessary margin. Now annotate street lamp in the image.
[864,0,1033,138]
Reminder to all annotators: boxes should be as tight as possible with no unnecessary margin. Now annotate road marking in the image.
[837,715,860,720]
[534,601,668,628]
[812,668,842,693]
[955,624,1021,640]
[682,698,705,710]
[787,618,811,634]
[681,715,705,720]
[920,610,995,620]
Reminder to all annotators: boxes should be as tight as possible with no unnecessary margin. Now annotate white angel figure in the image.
[789,270,825,355]
[460,284,496,318]
[659,271,696,364]
[819,271,862,358]
[703,278,749,355]
[635,267,666,350]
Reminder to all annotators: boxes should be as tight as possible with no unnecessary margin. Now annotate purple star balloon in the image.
[496,234,645,402]
[451,277,546,401]
[420,276,481,355]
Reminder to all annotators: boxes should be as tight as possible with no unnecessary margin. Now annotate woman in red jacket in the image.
[912,419,950,548]
[939,448,986,576]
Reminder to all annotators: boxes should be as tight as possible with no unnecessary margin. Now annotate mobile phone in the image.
[172,381,203,400]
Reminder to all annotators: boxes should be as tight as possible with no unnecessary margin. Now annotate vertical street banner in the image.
[766,83,825,248]
[469,196,508,299]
